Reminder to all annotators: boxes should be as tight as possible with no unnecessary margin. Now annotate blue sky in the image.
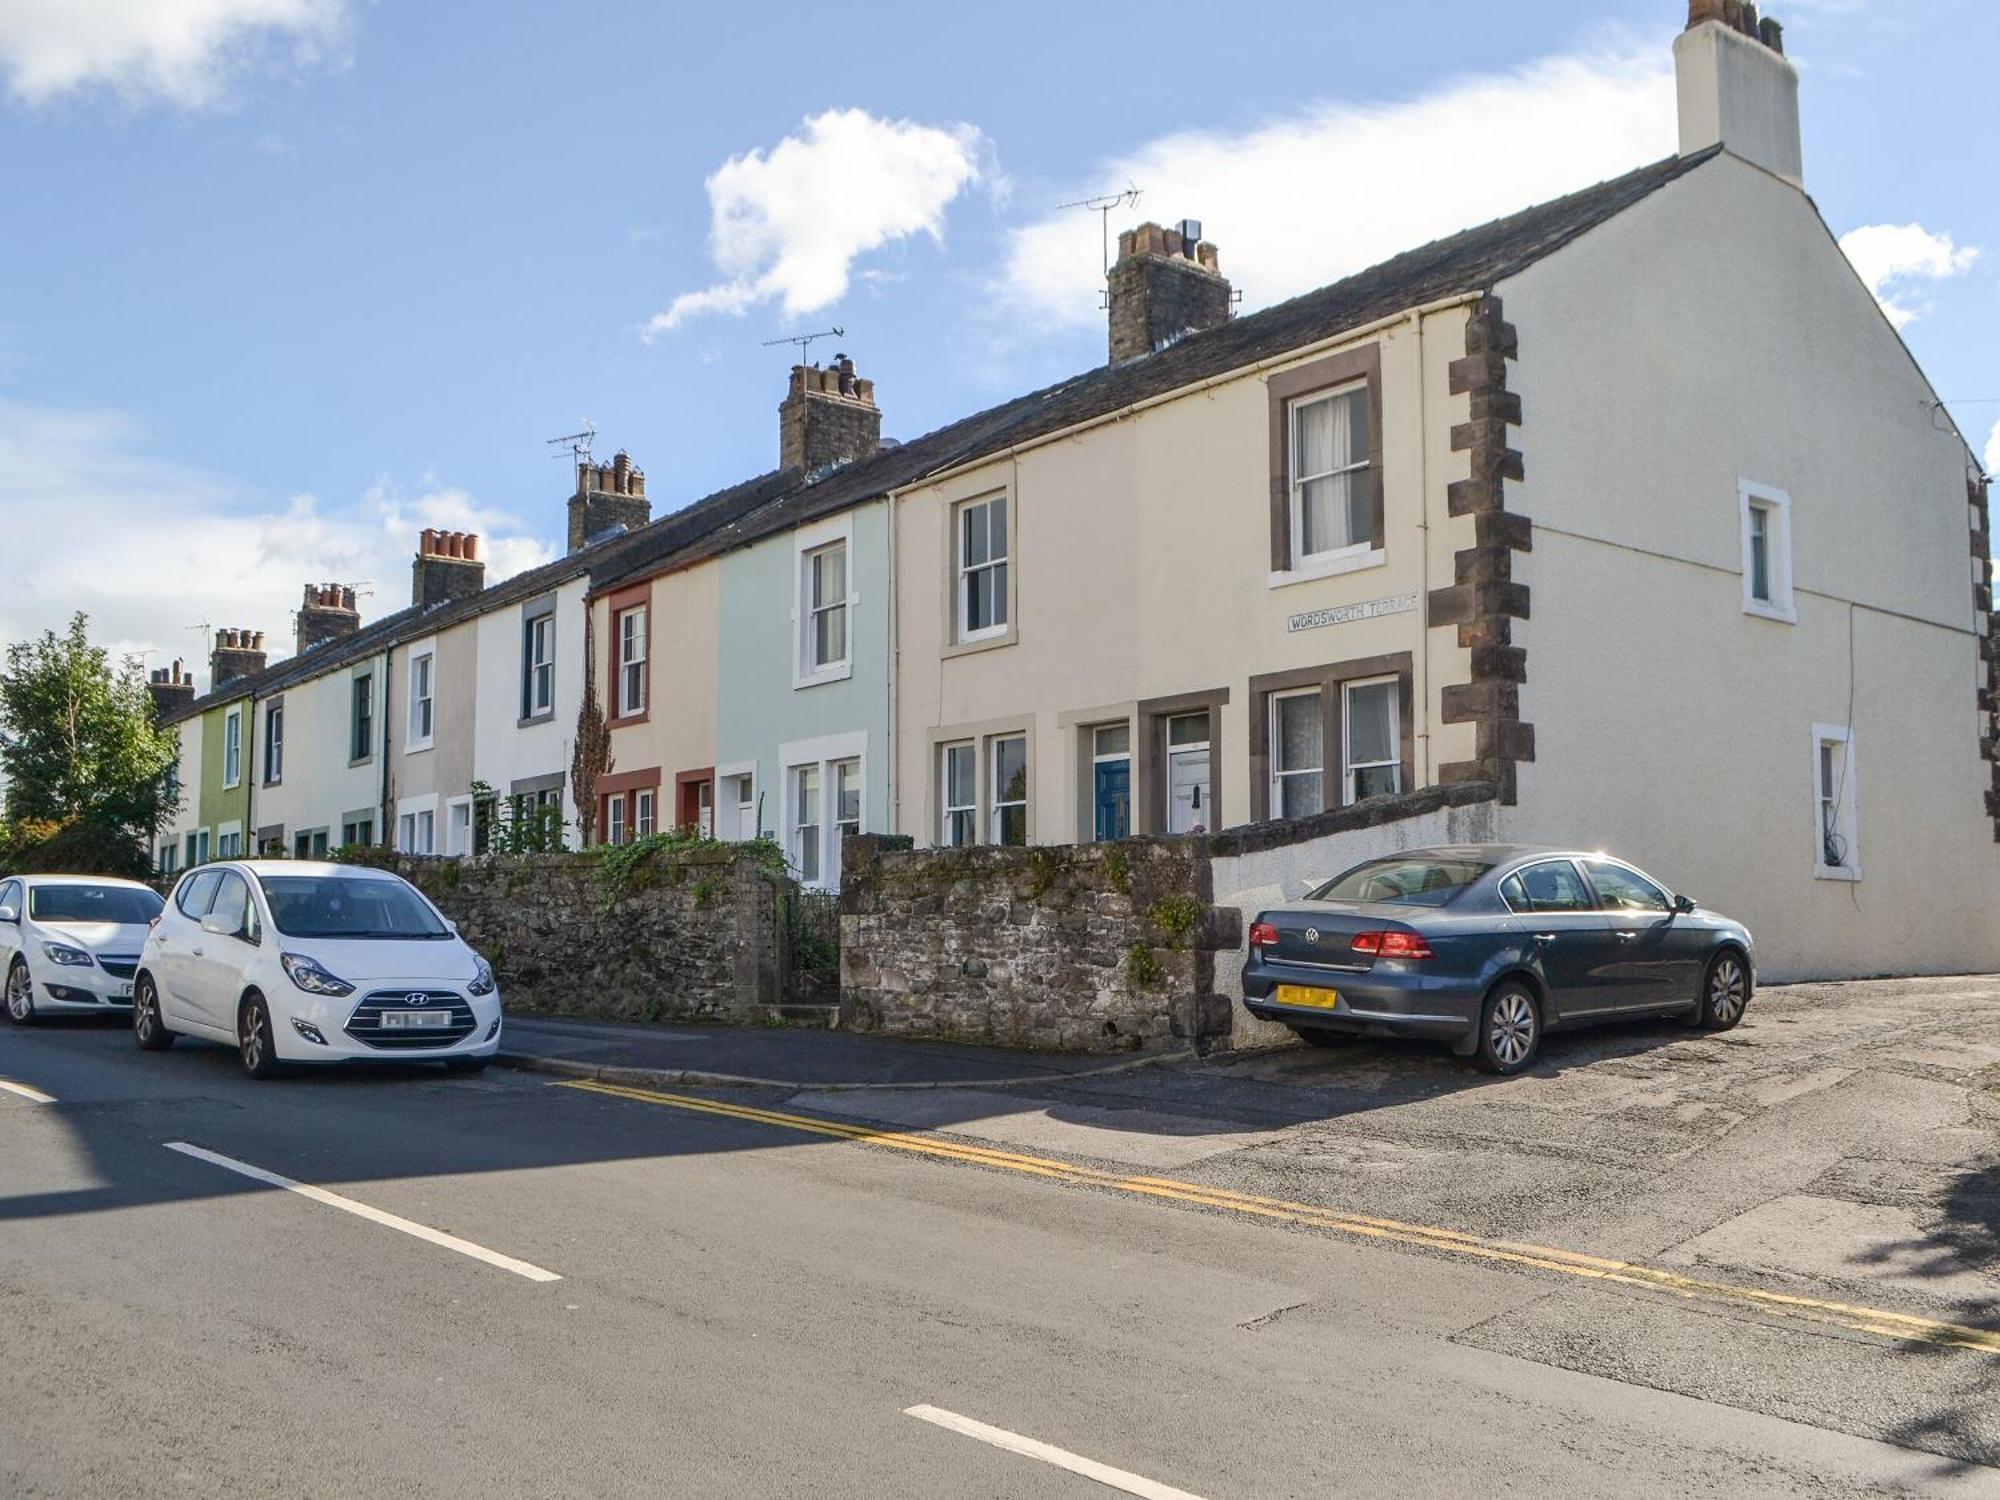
[1,0,1994,680]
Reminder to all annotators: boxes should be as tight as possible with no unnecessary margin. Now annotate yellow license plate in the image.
[1275,984,1339,1011]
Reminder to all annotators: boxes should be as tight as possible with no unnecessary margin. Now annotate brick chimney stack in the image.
[566,449,652,554]
[210,629,268,690]
[1106,220,1231,365]
[147,659,196,721]
[296,582,362,656]
[1676,2,1801,187]
[779,353,881,476]
[411,530,486,609]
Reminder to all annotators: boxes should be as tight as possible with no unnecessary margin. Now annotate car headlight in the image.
[467,957,496,997]
[280,952,354,997]
[41,941,93,967]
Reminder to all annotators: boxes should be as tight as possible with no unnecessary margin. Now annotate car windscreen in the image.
[1308,857,1492,907]
[29,885,164,924]
[256,875,451,939]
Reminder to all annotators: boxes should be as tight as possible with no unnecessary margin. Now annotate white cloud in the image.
[0,400,556,691]
[0,0,349,110]
[1985,416,2000,480]
[645,108,989,337]
[998,46,1678,335]
[1837,223,1979,330]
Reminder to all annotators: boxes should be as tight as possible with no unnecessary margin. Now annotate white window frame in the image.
[605,792,628,847]
[940,741,977,847]
[1268,688,1325,820]
[954,494,1011,644]
[1342,675,1403,805]
[794,516,855,687]
[790,764,822,885]
[779,732,867,888]
[446,795,475,857]
[635,788,656,839]
[396,796,438,856]
[1810,722,1861,882]
[1164,712,1213,836]
[407,642,436,752]
[989,733,1029,846]
[1739,480,1797,624]
[1090,722,1133,843]
[1288,382,1374,570]
[832,757,862,851]
[523,610,555,719]
[617,606,648,717]
[263,701,284,784]
[215,821,242,860]
[222,706,242,789]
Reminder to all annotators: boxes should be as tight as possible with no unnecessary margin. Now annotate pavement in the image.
[0,975,1995,1496]
[498,1013,1179,1089]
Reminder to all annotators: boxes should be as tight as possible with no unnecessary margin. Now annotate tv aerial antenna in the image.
[547,421,597,465]
[1058,183,1144,277]
[762,326,845,364]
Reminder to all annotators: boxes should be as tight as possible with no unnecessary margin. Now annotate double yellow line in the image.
[560,1078,2000,1356]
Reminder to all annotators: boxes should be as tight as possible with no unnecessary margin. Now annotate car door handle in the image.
[1613,931,1638,942]
[1532,933,1557,945]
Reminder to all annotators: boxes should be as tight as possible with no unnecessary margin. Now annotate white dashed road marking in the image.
[164,1141,562,1282]
[0,1079,56,1104]
[903,1405,1207,1500]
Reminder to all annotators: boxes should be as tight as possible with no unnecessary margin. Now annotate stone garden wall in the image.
[838,836,1241,1053]
[353,846,787,1023]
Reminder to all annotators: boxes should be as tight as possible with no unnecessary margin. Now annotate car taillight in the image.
[1248,921,1280,949]
[1351,930,1434,960]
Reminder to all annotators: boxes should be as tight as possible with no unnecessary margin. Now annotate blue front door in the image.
[1094,759,1130,842]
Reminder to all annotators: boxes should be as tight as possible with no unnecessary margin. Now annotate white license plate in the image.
[379,1010,452,1029]
[112,984,133,1000]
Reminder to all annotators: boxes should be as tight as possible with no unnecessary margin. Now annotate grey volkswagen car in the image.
[1241,845,1754,1075]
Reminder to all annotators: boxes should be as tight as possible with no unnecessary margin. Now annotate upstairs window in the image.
[350,672,374,762]
[617,606,648,717]
[1289,384,1372,563]
[803,539,849,676]
[1740,480,1796,623]
[408,649,435,749]
[223,707,242,788]
[956,495,1009,642]
[522,610,555,719]
[263,702,284,785]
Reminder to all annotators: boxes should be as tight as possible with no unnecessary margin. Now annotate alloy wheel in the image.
[6,966,29,1021]
[1488,991,1536,1068]
[241,1002,265,1072]
[135,988,155,1043]
[1708,957,1747,1026]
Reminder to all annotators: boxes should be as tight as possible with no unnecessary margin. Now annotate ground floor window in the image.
[396,809,435,855]
[940,742,976,847]
[1342,676,1401,803]
[1812,723,1860,880]
[990,735,1028,845]
[1269,690,1323,819]
[833,758,862,848]
[635,788,656,839]
[217,829,243,859]
[341,816,373,849]
[292,829,329,860]
[790,765,822,883]
[605,793,628,847]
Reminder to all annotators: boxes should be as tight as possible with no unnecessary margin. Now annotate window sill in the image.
[609,712,650,728]
[943,628,1017,660]
[1267,547,1387,590]
[1743,599,1798,625]
[517,712,556,729]
[405,742,434,756]
[793,662,853,691]
[1814,865,1862,883]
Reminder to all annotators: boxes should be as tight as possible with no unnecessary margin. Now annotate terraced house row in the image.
[154,7,2000,979]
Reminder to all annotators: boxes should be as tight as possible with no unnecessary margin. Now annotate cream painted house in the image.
[875,8,1997,979]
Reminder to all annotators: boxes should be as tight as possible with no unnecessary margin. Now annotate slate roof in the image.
[164,147,1717,724]
[587,146,1720,593]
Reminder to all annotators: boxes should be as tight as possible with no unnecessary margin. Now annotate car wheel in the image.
[4,960,35,1026]
[444,1056,489,1075]
[1698,951,1751,1032]
[1289,1026,1347,1049]
[1475,983,1541,1075]
[133,974,175,1051]
[238,992,282,1079]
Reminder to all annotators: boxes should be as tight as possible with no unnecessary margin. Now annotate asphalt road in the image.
[1,1010,1994,1498]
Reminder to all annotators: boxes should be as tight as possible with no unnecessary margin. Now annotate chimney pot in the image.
[1758,15,1783,51]
[779,354,883,474]
[1105,219,1233,364]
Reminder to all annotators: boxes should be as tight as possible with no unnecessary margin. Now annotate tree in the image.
[569,610,614,847]
[0,614,181,866]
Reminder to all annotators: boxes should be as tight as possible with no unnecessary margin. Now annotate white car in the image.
[134,860,502,1079]
[0,874,165,1022]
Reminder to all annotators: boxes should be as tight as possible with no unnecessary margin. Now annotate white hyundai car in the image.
[0,874,165,1022]
[134,861,502,1079]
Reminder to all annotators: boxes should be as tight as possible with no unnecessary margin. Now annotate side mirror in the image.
[0,905,16,924]
[199,911,239,938]
[1673,894,1696,915]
